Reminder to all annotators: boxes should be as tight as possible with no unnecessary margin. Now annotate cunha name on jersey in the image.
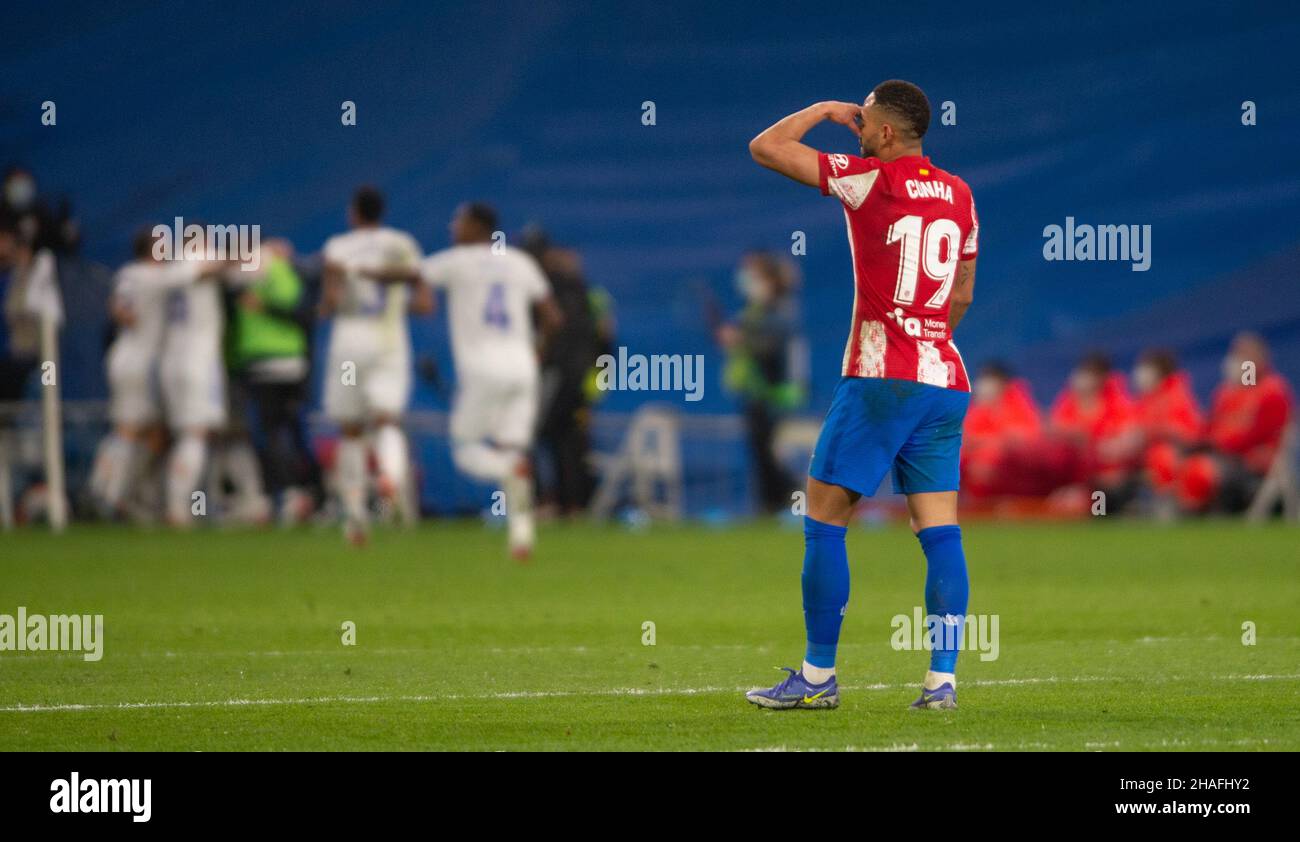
[904,179,954,204]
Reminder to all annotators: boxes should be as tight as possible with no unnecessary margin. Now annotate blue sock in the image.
[917,525,968,675]
[802,516,849,669]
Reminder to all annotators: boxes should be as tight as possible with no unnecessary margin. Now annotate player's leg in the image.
[366,347,414,523]
[166,425,210,527]
[448,376,513,481]
[495,376,539,560]
[218,378,269,524]
[895,388,971,710]
[371,414,412,523]
[745,476,857,710]
[324,345,370,543]
[746,378,899,710]
[335,423,370,543]
[801,476,859,676]
[160,354,219,527]
[94,350,157,514]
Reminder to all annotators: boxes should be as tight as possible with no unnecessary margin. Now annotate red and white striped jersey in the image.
[818,152,978,392]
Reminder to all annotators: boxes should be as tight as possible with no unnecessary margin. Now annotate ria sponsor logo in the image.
[50,773,151,822]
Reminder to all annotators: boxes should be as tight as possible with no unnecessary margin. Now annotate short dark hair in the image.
[872,80,931,140]
[462,202,498,233]
[979,360,1014,382]
[1078,352,1112,376]
[742,250,800,295]
[352,185,385,223]
[1138,348,1179,378]
[132,226,157,258]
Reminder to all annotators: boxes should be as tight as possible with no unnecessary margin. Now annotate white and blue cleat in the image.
[745,667,839,710]
[910,681,957,710]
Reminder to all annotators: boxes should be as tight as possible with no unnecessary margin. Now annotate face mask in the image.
[736,268,771,304]
[1133,364,1160,394]
[1070,370,1097,394]
[973,377,1001,403]
[4,177,35,210]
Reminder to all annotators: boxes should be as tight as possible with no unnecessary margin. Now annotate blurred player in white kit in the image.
[91,228,225,524]
[159,233,231,527]
[419,203,561,559]
[321,186,424,544]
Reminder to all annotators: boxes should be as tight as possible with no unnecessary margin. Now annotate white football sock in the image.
[89,436,116,500]
[924,670,956,690]
[373,424,409,494]
[452,441,514,483]
[92,435,130,506]
[104,437,146,510]
[167,433,207,525]
[802,661,836,684]
[224,440,268,519]
[336,435,368,524]
[501,454,534,551]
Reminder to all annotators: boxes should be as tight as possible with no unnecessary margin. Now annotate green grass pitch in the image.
[1,520,1297,751]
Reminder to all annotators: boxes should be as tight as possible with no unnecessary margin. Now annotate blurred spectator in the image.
[1048,353,1140,506]
[1132,349,1204,497]
[1172,333,1294,512]
[525,226,602,515]
[2,166,79,255]
[224,238,321,524]
[961,362,1050,497]
[717,251,805,514]
[0,220,63,400]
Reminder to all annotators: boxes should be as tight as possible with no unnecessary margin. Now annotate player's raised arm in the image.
[358,265,420,285]
[749,101,863,186]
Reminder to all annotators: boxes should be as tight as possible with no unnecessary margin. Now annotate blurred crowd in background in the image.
[0,163,1295,527]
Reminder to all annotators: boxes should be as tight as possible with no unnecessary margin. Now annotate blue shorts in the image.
[809,377,970,497]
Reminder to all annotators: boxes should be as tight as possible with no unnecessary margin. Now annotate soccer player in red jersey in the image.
[962,362,1049,499]
[1174,333,1294,512]
[1047,354,1141,506]
[743,81,979,711]
[1132,349,1204,499]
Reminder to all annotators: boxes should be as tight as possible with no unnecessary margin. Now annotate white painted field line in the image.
[745,736,1281,752]
[1,673,1296,715]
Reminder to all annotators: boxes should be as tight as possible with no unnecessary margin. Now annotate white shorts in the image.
[160,347,227,431]
[451,371,538,449]
[106,343,158,427]
[323,332,411,424]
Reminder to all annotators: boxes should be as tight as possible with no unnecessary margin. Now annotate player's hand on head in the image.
[822,101,863,132]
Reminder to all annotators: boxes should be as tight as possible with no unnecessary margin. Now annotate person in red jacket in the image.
[1175,333,1294,512]
[1048,353,1141,506]
[1132,349,1204,496]
[961,362,1048,497]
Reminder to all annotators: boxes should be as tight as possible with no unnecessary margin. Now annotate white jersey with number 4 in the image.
[420,244,549,380]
